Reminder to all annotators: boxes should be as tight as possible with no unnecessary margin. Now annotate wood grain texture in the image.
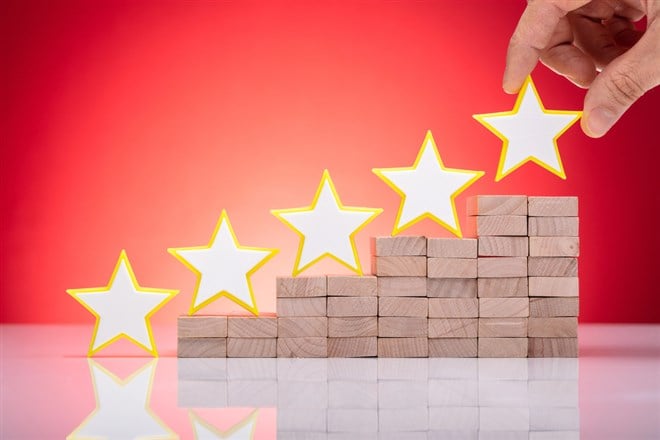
[478,338,528,358]
[277,337,328,358]
[528,277,579,297]
[428,298,479,318]
[528,217,579,236]
[277,297,327,317]
[528,196,578,217]
[528,337,578,357]
[427,238,477,258]
[379,297,428,317]
[276,276,327,297]
[478,237,528,257]
[428,318,478,338]
[378,317,428,337]
[529,297,579,317]
[478,277,528,297]
[328,337,377,357]
[528,257,578,277]
[529,237,579,257]
[528,317,578,337]
[427,278,477,298]
[478,318,528,337]
[278,317,328,337]
[228,317,277,338]
[479,298,529,318]
[478,257,528,278]
[178,338,227,358]
[327,275,377,296]
[377,277,427,297]
[467,195,528,216]
[227,338,277,357]
[465,215,527,236]
[428,338,477,357]
[178,316,228,338]
[328,317,378,337]
[378,337,428,357]
[327,297,378,317]
[427,258,478,278]
[374,236,427,256]
[372,256,427,277]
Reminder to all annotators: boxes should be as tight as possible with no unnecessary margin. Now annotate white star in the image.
[373,130,484,237]
[67,251,178,356]
[189,410,259,439]
[473,76,581,181]
[271,170,382,275]
[169,210,277,315]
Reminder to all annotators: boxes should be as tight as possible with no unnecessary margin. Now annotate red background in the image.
[2,0,658,324]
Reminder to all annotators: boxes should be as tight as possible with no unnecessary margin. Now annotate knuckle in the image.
[605,69,645,106]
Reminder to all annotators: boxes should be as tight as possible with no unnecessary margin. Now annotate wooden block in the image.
[478,338,528,358]
[528,337,578,357]
[478,257,527,278]
[277,337,328,358]
[278,317,328,338]
[178,316,227,338]
[328,317,377,337]
[428,298,479,318]
[378,317,428,337]
[478,277,528,297]
[467,195,528,216]
[178,338,227,358]
[466,215,527,236]
[427,238,477,258]
[276,276,327,297]
[378,337,428,357]
[427,258,477,278]
[478,318,528,337]
[479,298,529,318]
[374,236,426,256]
[228,317,277,338]
[377,277,427,297]
[427,278,477,298]
[327,275,377,296]
[530,297,579,317]
[528,257,578,277]
[529,277,579,297]
[528,196,578,217]
[478,237,528,257]
[277,297,326,317]
[529,237,579,257]
[528,317,578,337]
[327,297,377,317]
[379,297,428,317]
[227,338,276,357]
[528,217,579,236]
[328,337,377,357]
[372,256,426,276]
[428,318,478,338]
[428,338,477,357]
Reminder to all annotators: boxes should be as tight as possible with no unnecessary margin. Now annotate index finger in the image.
[503,0,590,93]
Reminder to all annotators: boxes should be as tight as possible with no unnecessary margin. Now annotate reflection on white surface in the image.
[190,409,259,439]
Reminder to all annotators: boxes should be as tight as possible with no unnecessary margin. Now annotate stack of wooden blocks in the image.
[177,195,579,358]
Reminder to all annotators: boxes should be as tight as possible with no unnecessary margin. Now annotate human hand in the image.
[503,0,659,138]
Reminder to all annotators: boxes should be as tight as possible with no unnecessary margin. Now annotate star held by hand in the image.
[373,130,484,237]
[473,76,582,181]
[169,210,278,316]
[67,250,178,356]
[271,169,382,276]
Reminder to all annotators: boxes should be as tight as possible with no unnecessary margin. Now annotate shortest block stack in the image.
[178,316,228,357]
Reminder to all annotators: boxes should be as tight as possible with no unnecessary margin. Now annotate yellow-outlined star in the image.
[271,169,382,276]
[189,409,260,439]
[67,360,177,440]
[473,76,582,181]
[168,210,278,316]
[67,250,178,357]
[373,130,485,237]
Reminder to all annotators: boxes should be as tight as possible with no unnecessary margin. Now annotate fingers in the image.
[569,13,628,68]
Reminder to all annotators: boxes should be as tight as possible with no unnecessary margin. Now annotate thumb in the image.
[582,26,660,138]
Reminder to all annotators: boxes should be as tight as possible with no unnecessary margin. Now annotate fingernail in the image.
[585,107,616,138]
